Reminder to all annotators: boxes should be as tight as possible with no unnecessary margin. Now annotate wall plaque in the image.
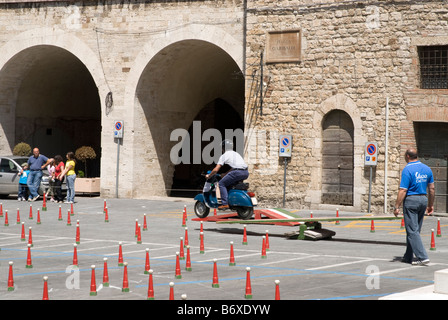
[266,30,301,63]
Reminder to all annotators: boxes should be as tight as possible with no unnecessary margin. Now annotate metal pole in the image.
[283,158,287,207]
[260,51,263,116]
[368,165,372,213]
[115,139,120,198]
[384,97,389,214]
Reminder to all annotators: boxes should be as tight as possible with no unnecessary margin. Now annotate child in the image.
[18,163,30,201]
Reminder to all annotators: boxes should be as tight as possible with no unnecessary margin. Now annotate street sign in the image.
[114,120,124,139]
[279,134,292,158]
[365,142,378,166]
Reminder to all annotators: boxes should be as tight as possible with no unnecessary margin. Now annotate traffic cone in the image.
[118,242,124,266]
[103,199,107,213]
[175,252,182,279]
[212,259,219,288]
[36,209,41,225]
[169,282,174,300]
[75,221,80,244]
[261,236,267,259]
[104,207,109,223]
[430,229,436,251]
[229,241,236,266]
[185,245,192,271]
[7,261,14,291]
[245,267,252,299]
[199,232,205,254]
[184,227,189,247]
[90,265,97,296]
[143,214,148,231]
[147,269,154,300]
[437,218,442,237]
[67,209,71,226]
[20,222,26,241]
[214,208,217,216]
[42,276,49,300]
[58,206,62,221]
[401,218,405,229]
[184,205,187,221]
[29,204,33,220]
[242,225,248,245]
[137,224,142,244]
[4,210,8,226]
[182,206,187,227]
[26,244,33,268]
[28,227,33,247]
[42,193,47,211]
[265,230,270,251]
[70,203,74,216]
[274,280,280,300]
[122,262,130,292]
[73,244,78,266]
[0,202,3,217]
[135,219,139,238]
[179,237,185,260]
[16,208,20,224]
[335,208,340,225]
[370,220,375,233]
[199,221,203,239]
[103,258,109,287]
[310,211,313,218]
[144,248,151,274]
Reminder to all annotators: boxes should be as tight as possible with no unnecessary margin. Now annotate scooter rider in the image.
[205,139,249,210]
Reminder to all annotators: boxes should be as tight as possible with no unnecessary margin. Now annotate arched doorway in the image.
[321,109,354,206]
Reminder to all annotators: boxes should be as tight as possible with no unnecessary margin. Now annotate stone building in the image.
[0,0,447,214]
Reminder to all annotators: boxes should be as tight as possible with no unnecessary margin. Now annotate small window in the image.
[418,46,448,89]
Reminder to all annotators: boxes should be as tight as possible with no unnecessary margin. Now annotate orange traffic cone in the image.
[36,209,41,225]
[144,248,151,274]
[274,280,280,300]
[104,207,109,223]
[242,225,248,245]
[7,261,14,291]
[437,218,442,237]
[28,227,33,247]
[261,236,267,259]
[118,242,124,266]
[26,244,33,268]
[76,221,80,244]
[21,222,26,241]
[90,265,97,296]
[169,282,174,300]
[58,206,62,221]
[175,252,182,279]
[29,204,33,220]
[143,214,148,231]
[4,210,8,226]
[179,237,185,260]
[370,220,375,233]
[122,262,130,292]
[212,259,219,288]
[245,267,252,299]
[430,229,436,251]
[103,258,109,287]
[229,241,236,266]
[42,276,49,300]
[73,244,79,267]
[199,232,205,254]
[185,245,192,271]
[147,269,155,300]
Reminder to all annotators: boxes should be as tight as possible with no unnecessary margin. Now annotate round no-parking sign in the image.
[365,142,378,166]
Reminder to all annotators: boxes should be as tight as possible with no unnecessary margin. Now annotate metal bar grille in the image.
[419,46,448,89]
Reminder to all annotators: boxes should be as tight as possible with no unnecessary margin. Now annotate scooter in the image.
[194,172,257,220]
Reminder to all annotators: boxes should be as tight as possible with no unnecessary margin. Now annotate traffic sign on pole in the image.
[364,142,378,166]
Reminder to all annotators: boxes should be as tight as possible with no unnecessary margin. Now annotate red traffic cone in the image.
[245,267,252,299]
[336,208,340,225]
[0,202,3,217]
[7,261,14,291]
[16,208,20,224]
[122,262,130,292]
[42,193,47,211]
[135,219,139,238]
[184,227,189,247]
[229,241,236,266]
[103,258,109,287]
[4,210,8,226]
[370,220,375,233]
[76,221,80,244]
[199,232,205,254]
[274,280,280,300]
[242,225,248,245]
[401,218,405,229]
[430,229,436,251]
[199,221,203,239]
[169,282,174,300]
[265,230,270,251]
[261,236,267,259]
[58,206,63,221]
[143,214,148,231]
[310,211,313,218]
[26,244,33,268]
[144,248,151,274]
[147,269,155,300]
[137,224,142,244]
[67,209,71,226]
[175,252,182,279]
[28,227,33,247]
[214,208,217,216]
[73,244,79,267]
[185,246,192,271]
[21,222,26,241]
[179,237,185,260]
[70,203,74,216]
[118,242,124,266]
[182,206,187,227]
[29,204,33,220]
[90,265,97,296]
[437,218,442,237]
[103,199,107,213]
[104,207,109,223]
[212,259,219,288]
[42,276,49,300]
[36,209,41,225]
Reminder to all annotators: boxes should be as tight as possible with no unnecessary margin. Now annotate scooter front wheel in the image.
[236,207,253,220]
[194,201,210,218]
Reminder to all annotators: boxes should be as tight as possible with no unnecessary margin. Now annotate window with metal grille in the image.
[418,46,448,89]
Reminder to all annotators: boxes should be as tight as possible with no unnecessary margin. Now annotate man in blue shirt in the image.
[27,148,53,201]
[394,148,435,266]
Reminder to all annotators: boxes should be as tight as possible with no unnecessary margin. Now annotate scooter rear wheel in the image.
[194,201,210,218]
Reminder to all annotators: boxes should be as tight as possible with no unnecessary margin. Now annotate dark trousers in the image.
[218,169,249,205]
[53,179,64,202]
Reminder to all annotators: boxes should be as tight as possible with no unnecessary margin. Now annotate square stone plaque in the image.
[266,30,301,63]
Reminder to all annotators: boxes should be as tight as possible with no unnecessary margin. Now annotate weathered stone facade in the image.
[1,0,448,213]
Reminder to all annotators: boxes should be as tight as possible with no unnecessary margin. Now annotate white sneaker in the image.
[412,259,430,266]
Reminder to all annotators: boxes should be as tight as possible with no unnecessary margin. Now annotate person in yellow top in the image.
[59,151,76,203]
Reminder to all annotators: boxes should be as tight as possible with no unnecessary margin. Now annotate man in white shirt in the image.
[205,140,249,210]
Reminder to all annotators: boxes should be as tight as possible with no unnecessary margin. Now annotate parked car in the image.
[0,155,66,198]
